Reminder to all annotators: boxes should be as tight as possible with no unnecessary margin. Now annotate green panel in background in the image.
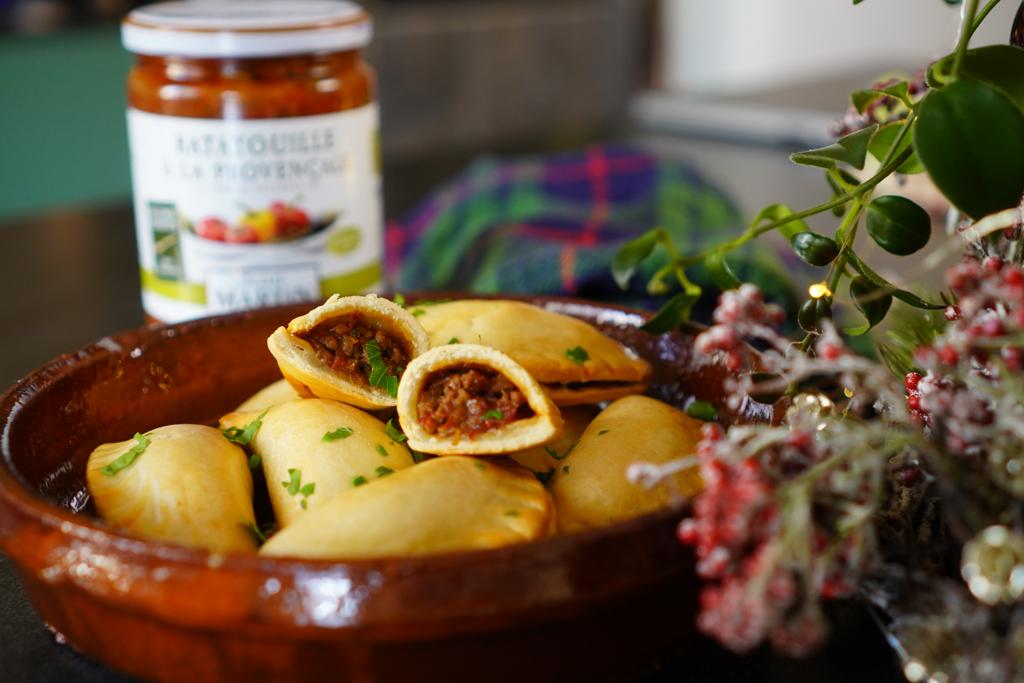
[0,27,133,220]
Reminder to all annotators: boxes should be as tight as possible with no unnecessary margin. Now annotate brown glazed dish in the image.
[0,295,774,683]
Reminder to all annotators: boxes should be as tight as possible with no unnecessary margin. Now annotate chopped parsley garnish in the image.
[504,509,519,517]
[248,453,262,470]
[100,432,151,476]
[323,427,353,442]
[365,339,399,398]
[393,292,406,307]
[245,521,268,544]
[448,337,459,344]
[375,466,394,477]
[411,450,427,464]
[544,442,576,461]
[533,468,555,485]
[375,443,388,457]
[410,308,426,317]
[474,461,487,470]
[565,346,589,365]
[482,409,504,421]
[222,408,269,447]
[597,429,610,436]
[352,475,368,487]
[281,468,315,509]
[685,400,718,422]
[562,465,570,474]
[385,419,407,443]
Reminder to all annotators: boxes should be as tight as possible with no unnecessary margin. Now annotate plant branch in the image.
[953,0,981,79]
[970,0,1003,37]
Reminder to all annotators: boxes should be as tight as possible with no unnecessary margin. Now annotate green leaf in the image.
[282,468,302,496]
[222,408,270,447]
[248,453,262,469]
[866,195,931,255]
[790,124,878,171]
[914,80,1024,219]
[641,290,700,334]
[958,45,1024,115]
[352,475,368,487]
[847,276,893,336]
[564,346,590,365]
[868,123,923,174]
[375,466,394,477]
[365,339,399,398]
[533,469,556,485]
[393,292,406,307]
[375,443,388,457]
[846,251,944,309]
[851,81,911,113]
[685,400,718,421]
[482,409,504,421]
[100,433,151,476]
[385,419,406,443]
[751,203,810,240]
[790,232,840,267]
[612,230,659,290]
[704,251,742,289]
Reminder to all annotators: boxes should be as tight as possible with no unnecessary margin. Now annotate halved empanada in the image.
[86,425,257,553]
[259,456,553,559]
[396,344,562,455]
[414,300,651,406]
[549,395,704,532]
[220,398,414,528]
[267,294,430,409]
[235,378,302,412]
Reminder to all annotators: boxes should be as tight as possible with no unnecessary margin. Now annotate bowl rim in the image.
[0,293,698,576]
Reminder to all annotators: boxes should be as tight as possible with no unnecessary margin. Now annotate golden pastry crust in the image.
[396,344,563,456]
[507,405,598,474]
[415,300,651,405]
[259,456,553,560]
[86,424,257,553]
[235,378,302,412]
[549,395,704,533]
[220,398,414,528]
[267,294,431,410]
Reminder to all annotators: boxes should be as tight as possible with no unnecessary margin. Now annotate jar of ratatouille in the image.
[122,0,381,323]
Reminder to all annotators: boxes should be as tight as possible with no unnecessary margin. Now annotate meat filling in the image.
[299,313,409,386]
[417,366,533,438]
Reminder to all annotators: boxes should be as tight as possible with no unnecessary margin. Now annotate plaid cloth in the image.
[387,144,797,320]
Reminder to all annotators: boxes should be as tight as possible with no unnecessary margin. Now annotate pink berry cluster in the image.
[906,254,1024,457]
[678,416,877,656]
[695,284,785,371]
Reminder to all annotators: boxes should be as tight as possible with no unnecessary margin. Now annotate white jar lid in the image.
[122,0,372,58]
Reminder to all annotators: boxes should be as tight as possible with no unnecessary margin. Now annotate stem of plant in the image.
[970,0,1002,37]
[952,0,981,79]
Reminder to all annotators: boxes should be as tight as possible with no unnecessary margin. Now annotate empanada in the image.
[267,294,430,409]
[235,378,302,412]
[507,406,598,477]
[549,395,704,532]
[260,456,553,559]
[396,344,562,455]
[86,425,257,553]
[220,398,414,528]
[414,300,651,405]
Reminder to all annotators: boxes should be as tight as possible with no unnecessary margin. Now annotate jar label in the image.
[127,105,382,322]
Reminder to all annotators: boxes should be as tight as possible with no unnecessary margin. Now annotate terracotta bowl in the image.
[0,295,773,683]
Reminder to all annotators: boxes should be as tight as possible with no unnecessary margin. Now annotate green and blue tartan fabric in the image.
[387,145,797,321]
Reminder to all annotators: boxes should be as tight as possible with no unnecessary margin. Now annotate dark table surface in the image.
[0,204,904,683]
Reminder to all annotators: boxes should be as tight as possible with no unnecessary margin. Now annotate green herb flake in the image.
[504,509,519,517]
[564,346,589,365]
[562,466,570,474]
[248,453,262,470]
[222,408,269,447]
[544,443,575,461]
[245,521,268,544]
[365,339,399,398]
[352,475,368,487]
[100,433,151,476]
[482,409,504,421]
[376,443,388,457]
[411,308,426,317]
[685,400,718,422]
[393,292,406,307]
[322,427,353,442]
[533,469,555,485]
[375,466,394,477]
[385,419,407,443]
[281,469,315,507]
[474,461,487,471]
[411,450,427,464]
[597,429,610,436]
[448,337,459,345]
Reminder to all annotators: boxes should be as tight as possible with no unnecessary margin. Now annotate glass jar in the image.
[122,0,381,323]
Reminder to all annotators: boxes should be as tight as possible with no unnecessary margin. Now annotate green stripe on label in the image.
[320,262,382,297]
[141,261,382,305]
[140,268,207,304]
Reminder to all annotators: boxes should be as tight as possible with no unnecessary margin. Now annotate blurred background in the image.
[0,0,1019,222]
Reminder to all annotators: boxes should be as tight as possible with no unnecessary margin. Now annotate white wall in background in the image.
[662,0,1020,94]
